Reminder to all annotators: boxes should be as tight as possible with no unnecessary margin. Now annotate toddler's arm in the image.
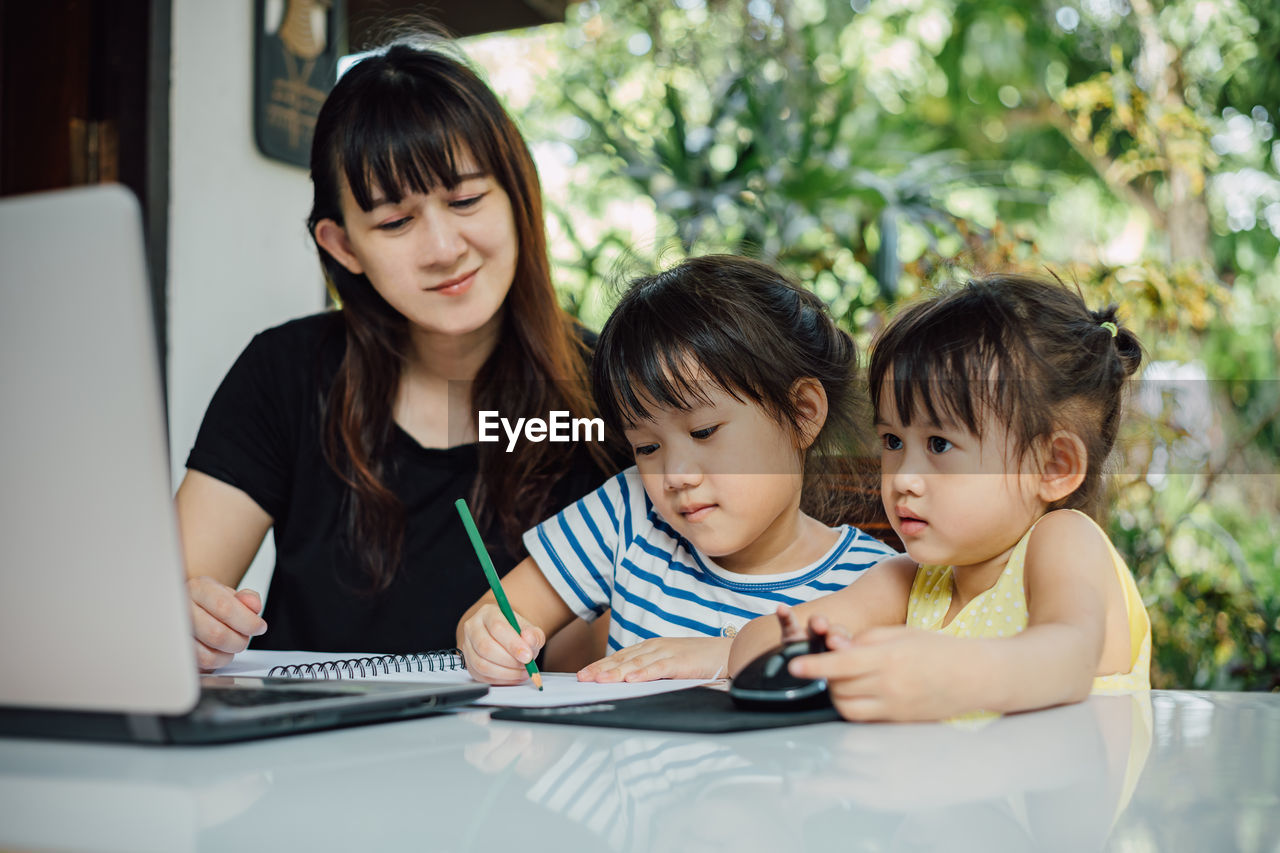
[790,512,1119,719]
[574,552,915,684]
[457,556,576,684]
[985,508,1118,707]
[728,556,915,675]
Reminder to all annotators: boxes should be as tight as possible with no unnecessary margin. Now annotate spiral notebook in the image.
[244,650,467,680]
[220,650,468,683]
[220,650,715,709]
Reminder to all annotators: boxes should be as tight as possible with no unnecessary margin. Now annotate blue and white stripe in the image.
[524,468,899,653]
[525,735,751,851]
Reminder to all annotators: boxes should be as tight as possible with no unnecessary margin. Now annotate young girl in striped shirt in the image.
[458,255,897,683]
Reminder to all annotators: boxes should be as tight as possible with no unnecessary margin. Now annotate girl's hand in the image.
[776,607,850,649]
[576,637,732,683]
[788,625,974,722]
[775,604,807,643]
[463,723,574,780]
[460,603,546,685]
[188,577,267,672]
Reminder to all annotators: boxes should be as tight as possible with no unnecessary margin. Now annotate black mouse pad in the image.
[488,686,842,732]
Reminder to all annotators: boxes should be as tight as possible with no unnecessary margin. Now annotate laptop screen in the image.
[0,185,200,714]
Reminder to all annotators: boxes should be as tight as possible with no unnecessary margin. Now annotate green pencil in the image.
[455,498,543,690]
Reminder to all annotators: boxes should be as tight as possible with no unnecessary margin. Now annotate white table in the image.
[1,690,1277,852]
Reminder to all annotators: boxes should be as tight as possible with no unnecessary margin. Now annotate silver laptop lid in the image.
[0,185,199,714]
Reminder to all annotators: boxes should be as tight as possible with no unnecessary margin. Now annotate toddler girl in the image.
[458,256,898,683]
[729,274,1151,720]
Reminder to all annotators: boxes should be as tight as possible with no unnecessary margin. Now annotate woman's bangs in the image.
[339,89,495,211]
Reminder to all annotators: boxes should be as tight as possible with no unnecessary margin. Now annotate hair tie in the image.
[1099,321,1118,338]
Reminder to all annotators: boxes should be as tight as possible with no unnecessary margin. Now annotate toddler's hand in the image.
[788,625,967,721]
[460,603,545,685]
[576,637,732,683]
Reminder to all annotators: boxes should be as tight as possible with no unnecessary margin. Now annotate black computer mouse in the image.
[728,635,831,711]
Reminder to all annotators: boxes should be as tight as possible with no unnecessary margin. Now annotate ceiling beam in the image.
[347,0,569,48]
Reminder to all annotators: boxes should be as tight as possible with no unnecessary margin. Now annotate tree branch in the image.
[1043,101,1166,227]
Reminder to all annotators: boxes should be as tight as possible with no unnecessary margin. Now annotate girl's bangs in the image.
[602,346,719,428]
[599,326,755,431]
[879,318,1008,437]
[594,260,789,434]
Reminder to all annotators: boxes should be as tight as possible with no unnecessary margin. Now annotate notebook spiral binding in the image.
[267,649,465,680]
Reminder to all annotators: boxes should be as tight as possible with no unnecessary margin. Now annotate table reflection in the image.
[5,691,1278,853]
[469,693,1153,852]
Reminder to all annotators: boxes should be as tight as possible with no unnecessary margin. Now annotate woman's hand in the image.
[576,637,732,683]
[788,625,978,722]
[460,603,547,685]
[188,576,267,672]
[176,471,273,671]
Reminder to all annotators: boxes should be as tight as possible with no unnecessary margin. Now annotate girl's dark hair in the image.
[592,255,867,526]
[868,274,1144,518]
[307,40,608,590]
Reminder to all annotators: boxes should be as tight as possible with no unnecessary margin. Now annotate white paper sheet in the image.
[217,650,714,708]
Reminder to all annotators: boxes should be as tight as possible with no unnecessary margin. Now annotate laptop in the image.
[0,185,486,743]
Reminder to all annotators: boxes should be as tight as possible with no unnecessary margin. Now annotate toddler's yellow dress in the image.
[905,509,1151,691]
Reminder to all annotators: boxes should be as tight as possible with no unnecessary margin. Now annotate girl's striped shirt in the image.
[523,467,898,653]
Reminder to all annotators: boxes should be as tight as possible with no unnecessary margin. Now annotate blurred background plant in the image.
[466,0,1280,690]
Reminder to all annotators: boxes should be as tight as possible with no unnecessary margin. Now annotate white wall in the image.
[168,0,325,592]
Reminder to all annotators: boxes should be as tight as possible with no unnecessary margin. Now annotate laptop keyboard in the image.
[205,685,350,707]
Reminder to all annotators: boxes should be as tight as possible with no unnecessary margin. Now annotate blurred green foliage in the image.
[470,0,1279,689]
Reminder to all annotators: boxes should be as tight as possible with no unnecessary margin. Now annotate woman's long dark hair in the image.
[591,255,871,527]
[307,40,609,590]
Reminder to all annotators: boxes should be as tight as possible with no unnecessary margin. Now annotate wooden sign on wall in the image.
[254,0,346,168]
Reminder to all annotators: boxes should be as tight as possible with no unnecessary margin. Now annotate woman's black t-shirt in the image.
[186,312,611,653]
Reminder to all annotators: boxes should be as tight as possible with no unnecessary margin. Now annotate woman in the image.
[179,39,615,671]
